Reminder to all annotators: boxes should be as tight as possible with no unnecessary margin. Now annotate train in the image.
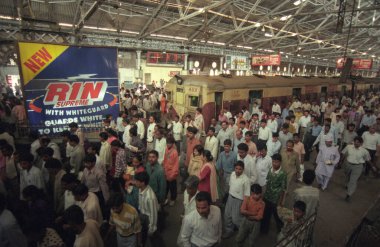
[165,74,380,129]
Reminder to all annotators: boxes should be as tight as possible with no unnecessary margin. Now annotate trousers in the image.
[345,162,363,196]
[117,233,137,247]
[224,194,244,233]
[236,218,260,247]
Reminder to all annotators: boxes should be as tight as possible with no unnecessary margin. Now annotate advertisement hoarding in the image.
[252,54,281,66]
[336,58,373,70]
[18,42,119,135]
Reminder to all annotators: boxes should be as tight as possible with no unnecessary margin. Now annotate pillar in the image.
[220,56,224,72]
[288,63,291,76]
[184,53,189,71]
[136,50,141,70]
[315,66,318,76]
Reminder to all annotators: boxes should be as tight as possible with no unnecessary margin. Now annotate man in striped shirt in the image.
[135,171,164,247]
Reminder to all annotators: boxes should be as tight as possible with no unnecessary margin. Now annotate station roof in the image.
[0,0,379,64]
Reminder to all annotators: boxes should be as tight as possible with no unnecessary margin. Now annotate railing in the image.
[275,213,317,247]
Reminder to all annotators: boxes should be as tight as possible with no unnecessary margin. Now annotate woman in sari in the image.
[198,150,219,203]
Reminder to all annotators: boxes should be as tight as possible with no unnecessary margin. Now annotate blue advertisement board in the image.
[18,42,119,135]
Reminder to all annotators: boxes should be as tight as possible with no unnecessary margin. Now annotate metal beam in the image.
[138,0,169,39]
[140,0,230,39]
[75,0,104,32]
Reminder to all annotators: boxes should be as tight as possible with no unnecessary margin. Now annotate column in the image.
[220,56,224,72]
[184,53,189,71]
[315,66,318,76]
[136,50,141,70]
[288,63,291,76]
[303,64,306,75]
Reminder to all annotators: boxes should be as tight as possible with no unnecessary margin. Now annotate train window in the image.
[292,88,302,97]
[189,96,199,107]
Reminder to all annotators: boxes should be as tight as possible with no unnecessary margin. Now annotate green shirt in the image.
[264,168,287,204]
[145,162,167,203]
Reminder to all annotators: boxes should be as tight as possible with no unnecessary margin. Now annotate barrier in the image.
[275,213,317,247]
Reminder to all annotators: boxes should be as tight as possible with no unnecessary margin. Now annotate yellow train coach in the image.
[166,75,378,128]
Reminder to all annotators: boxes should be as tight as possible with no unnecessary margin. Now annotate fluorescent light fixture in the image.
[254,23,261,27]
[316,40,323,43]
[264,33,273,37]
[58,23,72,27]
[294,0,306,6]
[280,15,292,21]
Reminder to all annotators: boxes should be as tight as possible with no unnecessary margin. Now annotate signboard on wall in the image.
[147,52,185,65]
[18,42,119,135]
[251,54,281,66]
[226,55,249,70]
[336,58,373,70]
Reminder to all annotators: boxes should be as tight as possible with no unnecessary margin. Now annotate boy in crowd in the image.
[236,184,265,247]
[277,201,307,244]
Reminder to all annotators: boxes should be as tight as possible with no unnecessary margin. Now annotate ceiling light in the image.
[264,33,273,37]
[254,23,261,27]
[368,47,372,50]
[280,15,292,21]
[294,0,306,6]
[316,40,323,43]
[261,26,265,32]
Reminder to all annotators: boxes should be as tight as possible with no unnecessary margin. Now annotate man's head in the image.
[134,171,150,189]
[166,136,175,150]
[84,154,96,170]
[99,132,109,142]
[87,144,99,155]
[234,160,245,176]
[155,127,165,139]
[272,132,279,142]
[293,133,300,143]
[19,153,34,170]
[108,193,125,214]
[210,118,217,126]
[293,200,306,220]
[303,169,316,185]
[369,125,376,134]
[69,135,79,147]
[111,140,123,152]
[286,140,294,152]
[348,123,355,131]
[223,139,232,153]
[324,124,331,133]
[41,147,54,161]
[251,184,262,201]
[72,184,89,202]
[354,136,363,148]
[237,143,249,159]
[325,136,333,147]
[207,127,215,137]
[257,143,267,157]
[68,122,78,132]
[185,175,199,197]
[186,126,197,139]
[221,121,228,130]
[195,191,212,218]
[304,110,309,117]
[245,131,253,142]
[61,173,79,191]
[148,150,159,164]
[63,205,85,234]
[149,115,156,124]
[260,119,267,128]
[271,153,282,170]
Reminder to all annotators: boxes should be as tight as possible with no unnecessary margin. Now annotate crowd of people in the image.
[0,83,380,247]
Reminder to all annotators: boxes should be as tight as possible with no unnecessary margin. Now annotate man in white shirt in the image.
[146,116,157,152]
[362,125,380,175]
[311,101,320,117]
[298,110,311,140]
[255,144,273,187]
[122,118,132,147]
[320,99,328,122]
[290,98,302,111]
[267,114,278,134]
[242,106,251,122]
[204,127,219,160]
[181,192,222,247]
[342,136,374,202]
[133,114,145,140]
[172,115,183,152]
[40,135,61,160]
[258,119,272,147]
[267,132,281,156]
[19,153,45,199]
[237,143,257,185]
[73,184,103,226]
[153,128,167,164]
[223,161,250,239]
[99,132,112,171]
[272,101,281,115]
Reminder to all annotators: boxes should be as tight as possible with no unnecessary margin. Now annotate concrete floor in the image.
[158,151,380,247]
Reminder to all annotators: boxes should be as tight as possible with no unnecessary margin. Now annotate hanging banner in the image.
[336,58,373,70]
[226,55,249,70]
[147,52,185,66]
[252,54,281,66]
[18,42,119,135]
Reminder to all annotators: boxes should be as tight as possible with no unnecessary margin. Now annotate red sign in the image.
[169,71,180,77]
[336,58,373,70]
[252,54,281,66]
[147,52,185,65]
[44,81,108,108]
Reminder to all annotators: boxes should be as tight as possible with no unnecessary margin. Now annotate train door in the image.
[292,88,302,99]
[215,92,223,118]
[341,85,347,96]
[249,90,263,111]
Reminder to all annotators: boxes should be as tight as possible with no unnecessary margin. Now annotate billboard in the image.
[147,52,185,65]
[336,58,373,70]
[226,55,249,70]
[18,42,119,135]
[252,54,281,66]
